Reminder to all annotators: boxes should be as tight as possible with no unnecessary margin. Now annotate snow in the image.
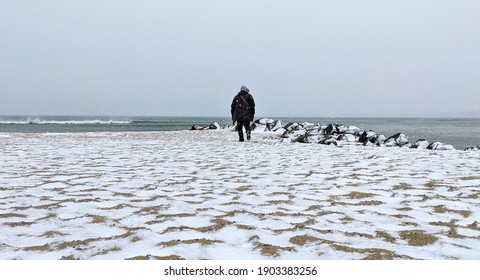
[0,130,479,260]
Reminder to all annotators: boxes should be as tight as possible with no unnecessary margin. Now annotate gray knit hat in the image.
[240,85,250,93]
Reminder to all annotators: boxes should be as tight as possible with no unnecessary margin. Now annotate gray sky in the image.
[1,0,479,117]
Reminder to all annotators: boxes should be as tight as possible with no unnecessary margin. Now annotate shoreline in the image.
[2,116,480,150]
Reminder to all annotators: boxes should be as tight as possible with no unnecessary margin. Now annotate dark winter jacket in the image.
[231,90,255,122]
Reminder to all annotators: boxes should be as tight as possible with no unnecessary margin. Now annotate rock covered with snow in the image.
[192,118,474,151]
[192,122,227,130]
[385,133,409,147]
[464,144,480,151]
[411,139,430,149]
[191,124,205,130]
[249,118,460,150]
[208,122,221,130]
[427,142,455,151]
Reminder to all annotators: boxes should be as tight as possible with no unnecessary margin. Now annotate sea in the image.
[1,116,479,150]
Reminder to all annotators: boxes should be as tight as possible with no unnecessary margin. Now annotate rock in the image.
[252,119,271,132]
[306,132,321,144]
[375,134,386,146]
[464,145,479,151]
[301,122,316,130]
[337,125,348,134]
[226,124,237,131]
[209,122,221,130]
[358,131,367,143]
[320,137,337,146]
[346,126,361,135]
[337,134,357,143]
[291,131,309,143]
[192,118,458,151]
[426,142,439,150]
[257,118,274,126]
[364,140,375,147]
[411,139,429,149]
[385,133,409,147]
[252,123,267,132]
[325,124,336,136]
[275,128,287,135]
[191,125,205,130]
[285,122,300,132]
[270,120,283,131]
[359,130,378,144]
[427,142,455,150]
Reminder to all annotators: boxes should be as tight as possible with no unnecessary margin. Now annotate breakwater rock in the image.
[194,118,478,151]
[251,118,457,150]
[191,122,221,131]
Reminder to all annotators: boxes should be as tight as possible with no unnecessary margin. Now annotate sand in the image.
[0,130,479,259]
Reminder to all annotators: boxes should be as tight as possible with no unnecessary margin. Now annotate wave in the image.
[130,120,159,125]
[0,119,132,125]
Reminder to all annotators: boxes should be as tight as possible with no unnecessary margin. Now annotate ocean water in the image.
[1,116,479,150]
[0,116,229,133]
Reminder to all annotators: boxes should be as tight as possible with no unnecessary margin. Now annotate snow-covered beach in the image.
[1,130,479,260]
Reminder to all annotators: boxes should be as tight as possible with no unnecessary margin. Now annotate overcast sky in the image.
[1,0,479,117]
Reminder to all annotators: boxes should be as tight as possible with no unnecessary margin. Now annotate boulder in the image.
[337,134,357,143]
[325,124,336,135]
[285,122,301,132]
[270,120,283,131]
[411,139,429,149]
[345,126,361,135]
[337,125,348,134]
[291,131,309,143]
[375,134,386,146]
[191,125,204,130]
[252,123,267,132]
[209,122,221,130]
[427,142,455,150]
[301,121,316,130]
[275,127,287,135]
[385,133,409,147]
[320,136,338,146]
[464,145,479,151]
[359,130,378,144]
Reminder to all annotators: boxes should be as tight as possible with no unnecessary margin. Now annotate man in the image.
[231,85,255,142]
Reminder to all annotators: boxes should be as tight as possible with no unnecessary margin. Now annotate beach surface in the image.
[1,130,479,260]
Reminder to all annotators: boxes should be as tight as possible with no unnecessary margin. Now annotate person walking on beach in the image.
[231,85,255,142]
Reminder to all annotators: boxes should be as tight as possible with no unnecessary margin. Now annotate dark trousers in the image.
[236,119,251,142]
